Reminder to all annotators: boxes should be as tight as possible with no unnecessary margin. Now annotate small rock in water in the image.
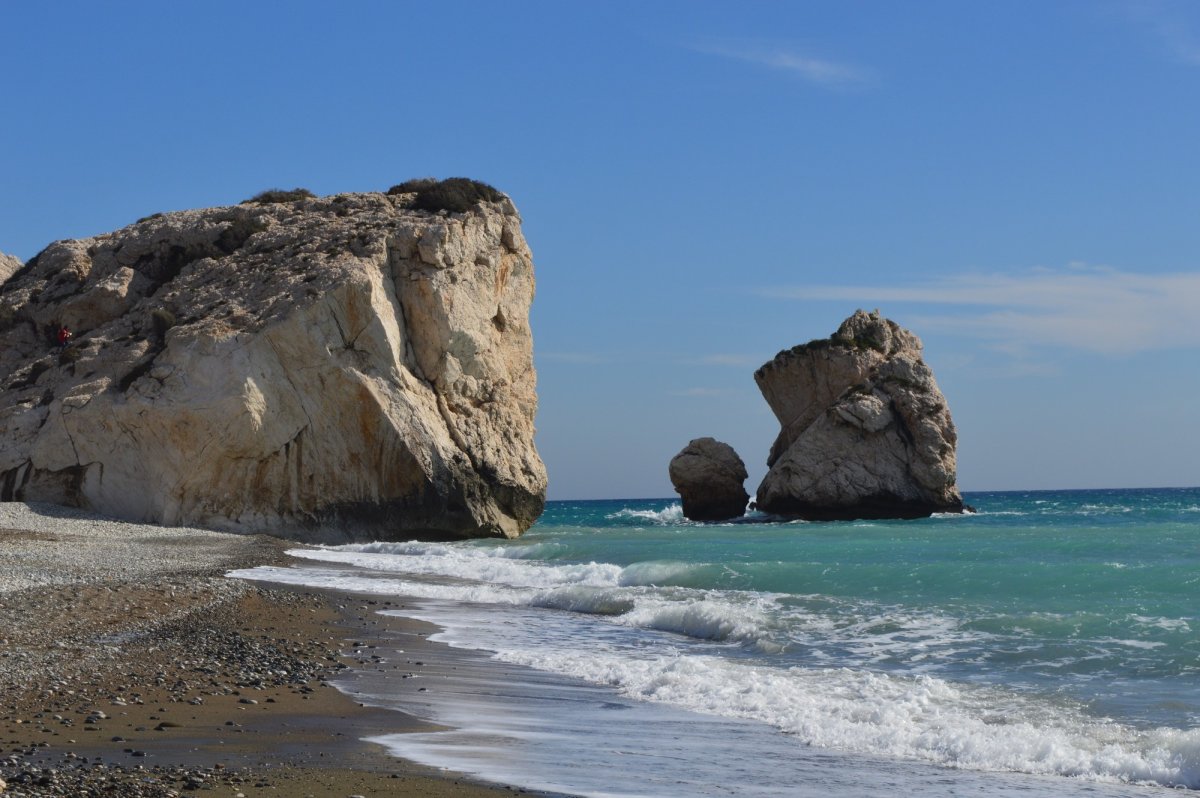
[668,437,749,521]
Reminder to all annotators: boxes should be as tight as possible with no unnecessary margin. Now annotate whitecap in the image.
[606,503,687,525]
[287,545,623,589]
[492,647,1200,789]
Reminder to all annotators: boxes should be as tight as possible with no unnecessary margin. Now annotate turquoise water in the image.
[539,490,1200,726]
[234,488,1200,795]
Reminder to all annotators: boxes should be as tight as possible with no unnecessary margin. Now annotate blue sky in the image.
[3,1,1199,499]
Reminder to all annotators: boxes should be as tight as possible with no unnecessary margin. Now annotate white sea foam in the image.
[232,564,534,605]
[615,595,773,645]
[1130,615,1191,632]
[528,585,635,616]
[489,646,1200,788]
[288,544,624,588]
[1099,638,1165,650]
[241,547,1009,663]
[1079,504,1134,515]
[606,503,687,525]
[237,559,783,649]
[231,551,1200,790]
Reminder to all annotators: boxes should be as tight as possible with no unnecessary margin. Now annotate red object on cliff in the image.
[56,325,71,346]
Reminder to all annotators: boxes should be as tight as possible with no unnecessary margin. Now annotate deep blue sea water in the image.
[232,488,1200,796]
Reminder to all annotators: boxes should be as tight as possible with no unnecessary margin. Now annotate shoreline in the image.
[0,501,565,797]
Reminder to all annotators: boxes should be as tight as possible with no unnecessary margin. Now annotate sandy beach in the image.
[0,502,558,797]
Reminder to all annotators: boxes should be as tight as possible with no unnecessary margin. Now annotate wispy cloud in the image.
[1154,20,1200,65]
[671,387,731,398]
[687,354,766,368]
[536,351,610,364]
[764,265,1200,354]
[1123,0,1200,66]
[689,39,871,88]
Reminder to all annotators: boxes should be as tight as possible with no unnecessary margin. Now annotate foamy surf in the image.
[229,489,1200,796]
[231,553,1200,789]
[606,502,688,524]
[487,645,1200,788]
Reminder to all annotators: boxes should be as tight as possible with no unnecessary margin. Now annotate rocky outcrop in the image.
[0,184,547,540]
[0,252,21,286]
[754,310,963,520]
[668,438,749,521]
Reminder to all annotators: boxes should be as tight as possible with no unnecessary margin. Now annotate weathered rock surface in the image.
[0,186,547,540]
[755,310,963,520]
[0,251,22,285]
[668,437,749,521]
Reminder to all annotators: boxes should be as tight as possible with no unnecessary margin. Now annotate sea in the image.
[230,488,1200,797]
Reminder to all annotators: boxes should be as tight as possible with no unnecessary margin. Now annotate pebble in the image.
[0,503,377,797]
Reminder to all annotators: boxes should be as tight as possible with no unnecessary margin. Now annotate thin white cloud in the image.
[672,387,730,398]
[764,266,1200,354]
[690,40,871,88]
[1155,20,1200,64]
[536,351,610,364]
[1123,0,1200,66]
[689,354,765,368]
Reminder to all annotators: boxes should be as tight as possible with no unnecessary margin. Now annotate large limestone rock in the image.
[755,310,963,520]
[0,252,21,286]
[668,437,749,521]
[0,185,547,540]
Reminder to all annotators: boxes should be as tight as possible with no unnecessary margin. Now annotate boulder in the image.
[754,310,963,520]
[0,183,547,540]
[669,437,749,521]
[0,252,21,286]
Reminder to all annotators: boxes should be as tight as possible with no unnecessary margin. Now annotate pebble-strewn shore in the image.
[0,502,540,798]
[2,580,335,797]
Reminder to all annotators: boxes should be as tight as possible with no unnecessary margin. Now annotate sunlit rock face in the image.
[754,310,964,521]
[0,252,21,285]
[0,188,546,540]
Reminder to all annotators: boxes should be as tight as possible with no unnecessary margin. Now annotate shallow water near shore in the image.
[231,488,1200,796]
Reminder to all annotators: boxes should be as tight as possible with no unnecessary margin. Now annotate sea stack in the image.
[755,310,963,520]
[669,437,749,521]
[0,181,547,540]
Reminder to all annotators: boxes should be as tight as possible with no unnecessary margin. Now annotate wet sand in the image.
[0,502,562,797]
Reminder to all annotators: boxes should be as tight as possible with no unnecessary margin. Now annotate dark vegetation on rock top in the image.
[387,177,506,213]
[241,188,317,205]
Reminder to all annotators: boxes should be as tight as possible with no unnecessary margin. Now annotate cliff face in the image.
[0,189,547,540]
[0,252,21,286]
[754,310,963,520]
